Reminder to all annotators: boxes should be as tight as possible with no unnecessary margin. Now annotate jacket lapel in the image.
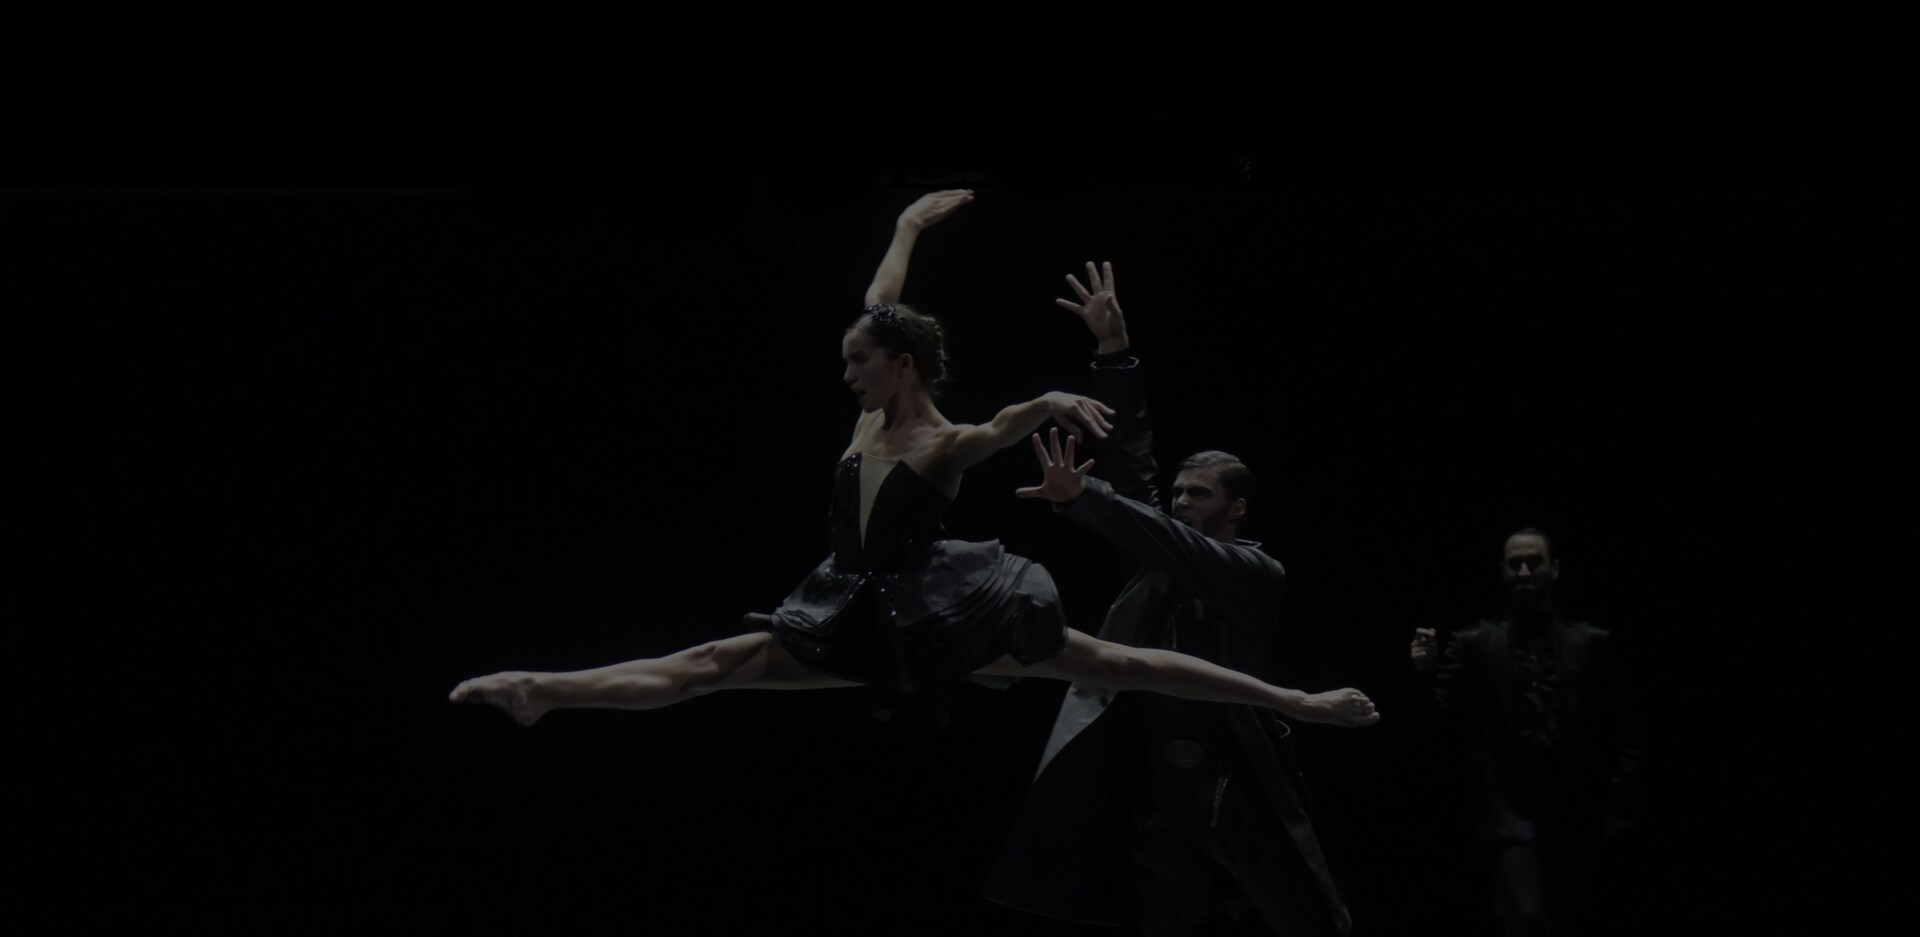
[1556,615,1591,735]
[1486,618,1523,736]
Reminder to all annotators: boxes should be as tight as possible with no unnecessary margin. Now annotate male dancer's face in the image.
[1501,534,1558,608]
[1171,467,1245,542]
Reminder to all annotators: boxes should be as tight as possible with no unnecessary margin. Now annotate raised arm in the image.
[1056,261,1158,506]
[1056,261,1131,356]
[864,189,974,306]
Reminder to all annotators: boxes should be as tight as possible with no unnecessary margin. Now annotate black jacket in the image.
[985,358,1349,933]
[1429,614,1646,845]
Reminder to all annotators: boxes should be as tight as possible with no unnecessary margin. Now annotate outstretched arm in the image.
[1056,261,1158,506]
[1020,428,1284,609]
[937,392,1115,472]
[864,189,974,306]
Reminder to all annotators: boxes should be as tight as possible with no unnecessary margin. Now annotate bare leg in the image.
[448,632,858,726]
[979,629,1380,727]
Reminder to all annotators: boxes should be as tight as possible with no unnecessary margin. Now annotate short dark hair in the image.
[1177,450,1255,504]
[1504,527,1555,561]
[851,303,950,396]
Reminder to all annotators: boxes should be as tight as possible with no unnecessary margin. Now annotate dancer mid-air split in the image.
[449,190,1379,731]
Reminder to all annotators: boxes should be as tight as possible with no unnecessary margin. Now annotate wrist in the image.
[1095,338,1131,355]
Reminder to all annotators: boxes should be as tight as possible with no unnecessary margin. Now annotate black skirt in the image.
[762,538,1068,699]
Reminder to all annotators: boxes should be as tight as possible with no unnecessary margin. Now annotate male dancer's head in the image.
[1171,450,1252,543]
[1501,528,1559,620]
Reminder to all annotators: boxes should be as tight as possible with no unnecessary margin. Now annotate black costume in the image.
[1427,613,1645,937]
[761,453,1067,717]
[987,357,1349,936]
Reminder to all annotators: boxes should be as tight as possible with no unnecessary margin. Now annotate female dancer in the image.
[450,190,1378,730]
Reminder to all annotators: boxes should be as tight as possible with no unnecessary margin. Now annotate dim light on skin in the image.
[841,328,913,415]
[1170,466,1245,543]
[450,191,1381,733]
[1502,533,1558,611]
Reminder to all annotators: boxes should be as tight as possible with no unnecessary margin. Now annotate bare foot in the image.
[449,671,552,726]
[1294,688,1381,727]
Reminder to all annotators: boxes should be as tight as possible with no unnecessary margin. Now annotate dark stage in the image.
[14,175,1886,933]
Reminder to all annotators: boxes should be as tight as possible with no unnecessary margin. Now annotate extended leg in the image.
[980,629,1379,727]
[449,632,857,726]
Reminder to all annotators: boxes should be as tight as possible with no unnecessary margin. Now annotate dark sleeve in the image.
[1605,635,1649,827]
[1431,629,1470,714]
[1055,476,1283,619]
[1087,353,1160,510]
[1610,716,1648,828]
[1418,626,1485,740]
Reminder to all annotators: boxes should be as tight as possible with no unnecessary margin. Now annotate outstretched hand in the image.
[1040,391,1114,441]
[1016,427,1095,502]
[1056,261,1129,354]
[868,189,974,306]
[900,189,974,231]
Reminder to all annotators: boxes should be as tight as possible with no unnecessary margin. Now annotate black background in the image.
[11,168,1889,934]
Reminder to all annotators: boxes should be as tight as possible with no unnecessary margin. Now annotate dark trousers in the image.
[1493,842,1551,937]
[1490,830,1625,937]
[1121,742,1338,937]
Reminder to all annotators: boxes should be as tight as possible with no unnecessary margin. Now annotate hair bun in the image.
[851,304,951,396]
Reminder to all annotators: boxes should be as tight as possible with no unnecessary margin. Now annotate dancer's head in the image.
[843,303,949,411]
[1501,528,1558,612]
[1171,450,1253,542]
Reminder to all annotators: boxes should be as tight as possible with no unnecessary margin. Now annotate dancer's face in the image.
[842,329,910,413]
[1170,467,1244,541]
[1501,534,1558,604]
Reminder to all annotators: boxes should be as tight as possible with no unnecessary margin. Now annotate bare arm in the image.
[932,262,1135,469]
[937,391,1114,472]
[864,189,974,306]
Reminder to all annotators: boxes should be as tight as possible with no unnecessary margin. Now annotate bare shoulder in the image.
[904,423,973,491]
[934,421,979,444]
[923,421,985,460]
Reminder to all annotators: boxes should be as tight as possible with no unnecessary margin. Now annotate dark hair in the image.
[1504,527,1555,560]
[852,303,951,395]
[1176,450,1255,504]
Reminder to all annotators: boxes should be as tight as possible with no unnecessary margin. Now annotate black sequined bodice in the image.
[829,453,950,573]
